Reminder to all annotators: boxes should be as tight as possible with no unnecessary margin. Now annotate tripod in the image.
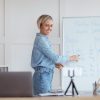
[64,70,79,96]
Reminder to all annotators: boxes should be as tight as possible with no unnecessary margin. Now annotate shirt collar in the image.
[37,33,48,38]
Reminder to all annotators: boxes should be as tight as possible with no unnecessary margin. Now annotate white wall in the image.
[0,0,5,65]
[0,0,61,90]
[1,0,100,90]
[60,0,100,17]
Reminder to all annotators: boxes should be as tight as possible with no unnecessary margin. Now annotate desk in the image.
[0,96,100,100]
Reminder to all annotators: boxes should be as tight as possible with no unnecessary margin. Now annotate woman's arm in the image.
[38,37,79,65]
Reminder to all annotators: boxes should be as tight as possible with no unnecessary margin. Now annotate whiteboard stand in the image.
[64,70,79,96]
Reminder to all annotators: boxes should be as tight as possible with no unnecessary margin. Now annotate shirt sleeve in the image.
[37,37,68,64]
[56,56,69,64]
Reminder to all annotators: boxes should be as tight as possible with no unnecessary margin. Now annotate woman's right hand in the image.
[69,55,79,62]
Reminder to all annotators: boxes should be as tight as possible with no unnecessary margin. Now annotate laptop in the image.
[0,72,33,97]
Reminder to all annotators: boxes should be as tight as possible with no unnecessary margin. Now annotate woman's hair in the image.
[37,15,53,29]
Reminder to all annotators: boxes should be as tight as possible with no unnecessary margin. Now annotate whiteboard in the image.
[62,17,100,92]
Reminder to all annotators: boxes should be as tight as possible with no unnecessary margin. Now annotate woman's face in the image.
[40,20,53,35]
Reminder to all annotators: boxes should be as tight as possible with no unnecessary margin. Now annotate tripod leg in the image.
[72,80,78,95]
[64,80,72,95]
[72,80,74,96]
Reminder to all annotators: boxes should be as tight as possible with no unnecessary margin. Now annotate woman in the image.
[31,15,79,95]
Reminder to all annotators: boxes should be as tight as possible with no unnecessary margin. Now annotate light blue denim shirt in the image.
[31,33,68,70]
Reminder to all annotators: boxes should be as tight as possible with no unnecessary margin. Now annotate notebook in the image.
[0,72,33,97]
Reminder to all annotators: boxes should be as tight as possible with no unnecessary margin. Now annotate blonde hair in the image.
[37,15,53,29]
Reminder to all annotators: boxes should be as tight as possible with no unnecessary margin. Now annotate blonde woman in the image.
[31,15,79,95]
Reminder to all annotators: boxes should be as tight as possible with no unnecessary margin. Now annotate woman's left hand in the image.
[55,63,63,70]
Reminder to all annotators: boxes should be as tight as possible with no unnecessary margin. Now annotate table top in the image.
[0,91,100,100]
[0,96,100,100]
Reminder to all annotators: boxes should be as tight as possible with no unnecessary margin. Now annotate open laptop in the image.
[0,72,33,97]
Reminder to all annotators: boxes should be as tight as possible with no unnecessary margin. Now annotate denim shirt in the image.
[31,33,68,70]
